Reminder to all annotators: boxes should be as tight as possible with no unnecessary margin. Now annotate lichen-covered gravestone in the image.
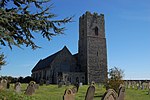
[63,89,75,100]
[85,85,95,100]
[102,89,118,100]
[25,82,35,95]
[14,82,21,93]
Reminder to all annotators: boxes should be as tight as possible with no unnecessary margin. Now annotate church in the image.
[31,12,108,84]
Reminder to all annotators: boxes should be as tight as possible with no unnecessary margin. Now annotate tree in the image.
[0,0,72,68]
[107,67,124,93]
[0,0,72,49]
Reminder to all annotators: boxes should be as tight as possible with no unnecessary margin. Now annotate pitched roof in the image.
[31,46,70,72]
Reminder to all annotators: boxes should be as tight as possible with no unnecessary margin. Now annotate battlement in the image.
[80,11,104,20]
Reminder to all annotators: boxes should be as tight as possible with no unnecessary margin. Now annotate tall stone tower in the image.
[78,11,108,84]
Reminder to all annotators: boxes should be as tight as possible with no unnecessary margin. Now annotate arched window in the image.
[95,27,98,36]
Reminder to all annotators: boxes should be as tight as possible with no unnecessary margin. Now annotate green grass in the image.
[0,84,150,100]
[125,88,150,100]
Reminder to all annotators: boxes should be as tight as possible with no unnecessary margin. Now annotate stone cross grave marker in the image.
[63,88,75,100]
[102,89,118,100]
[25,82,35,95]
[14,82,21,93]
[85,85,95,100]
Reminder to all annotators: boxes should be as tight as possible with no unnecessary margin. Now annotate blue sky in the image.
[1,0,150,80]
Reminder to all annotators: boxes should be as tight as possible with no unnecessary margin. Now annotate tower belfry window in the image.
[95,27,98,36]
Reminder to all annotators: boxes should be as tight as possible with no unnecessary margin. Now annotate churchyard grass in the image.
[125,88,150,100]
[0,84,150,100]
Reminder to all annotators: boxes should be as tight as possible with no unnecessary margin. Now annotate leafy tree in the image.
[107,67,124,93]
[0,0,72,68]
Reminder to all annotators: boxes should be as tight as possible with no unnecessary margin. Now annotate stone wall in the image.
[78,12,108,84]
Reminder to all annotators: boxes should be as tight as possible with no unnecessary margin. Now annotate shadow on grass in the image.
[94,95,103,98]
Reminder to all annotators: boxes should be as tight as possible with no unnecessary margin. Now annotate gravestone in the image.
[34,84,39,89]
[127,81,131,89]
[63,88,75,100]
[0,83,3,90]
[25,82,35,95]
[58,82,63,88]
[71,86,77,94]
[91,81,95,86]
[131,81,136,89]
[118,85,125,100]
[79,82,83,87]
[102,89,118,100]
[7,82,10,89]
[1,79,7,89]
[74,83,79,92]
[46,80,50,85]
[136,83,140,90]
[65,81,70,86]
[148,82,150,95]
[85,85,95,100]
[124,81,128,89]
[14,82,21,93]
[39,79,44,86]
[148,89,150,95]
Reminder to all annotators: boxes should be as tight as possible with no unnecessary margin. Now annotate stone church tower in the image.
[78,12,108,84]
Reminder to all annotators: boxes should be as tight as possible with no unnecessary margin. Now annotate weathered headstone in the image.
[79,82,83,87]
[63,88,75,100]
[85,85,95,100]
[14,82,21,93]
[102,89,118,100]
[71,86,77,94]
[25,82,35,95]
[127,81,131,89]
[1,79,7,89]
[46,80,50,85]
[0,83,2,90]
[39,79,44,86]
[148,82,150,95]
[118,85,125,100]
[58,82,63,88]
[34,84,39,89]
[65,81,70,86]
[7,82,10,89]
[91,81,95,86]
[124,81,128,89]
[74,83,79,92]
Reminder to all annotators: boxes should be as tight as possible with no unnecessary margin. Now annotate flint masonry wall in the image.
[79,12,108,84]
